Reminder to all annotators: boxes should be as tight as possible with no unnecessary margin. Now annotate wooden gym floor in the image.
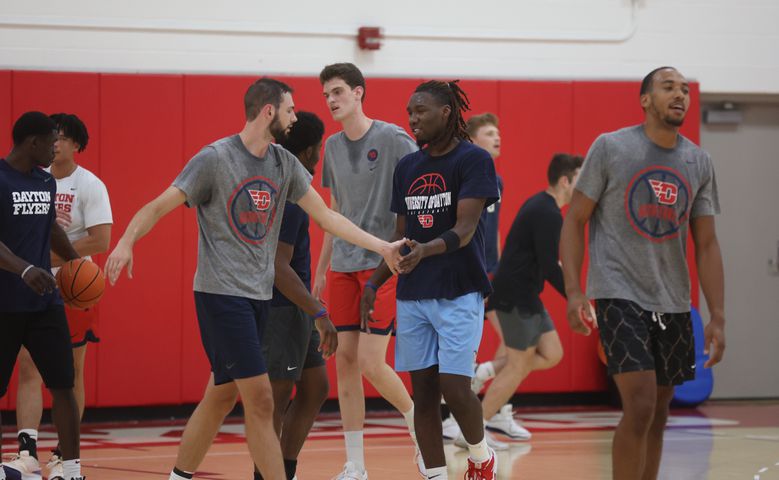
[3,401,778,479]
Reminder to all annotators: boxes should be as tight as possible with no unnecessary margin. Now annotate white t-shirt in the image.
[49,165,113,264]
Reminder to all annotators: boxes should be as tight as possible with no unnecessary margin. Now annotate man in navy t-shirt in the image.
[361,81,500,480]
[258,112,337,480]
[0,112,85,480]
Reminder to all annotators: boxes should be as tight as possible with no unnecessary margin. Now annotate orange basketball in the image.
[56,258,105,310]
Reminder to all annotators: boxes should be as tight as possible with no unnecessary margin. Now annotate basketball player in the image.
[255,111,335,480]
[442,113,513,446]
[6,113,112,480]
[0,111,85,480]
[105,78,405,480]
[362,80,500,479]
[478,153,583,442]
[560,66,726,480]
[314,63,420,478]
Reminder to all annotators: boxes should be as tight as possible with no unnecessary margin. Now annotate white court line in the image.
[759,467,768,473]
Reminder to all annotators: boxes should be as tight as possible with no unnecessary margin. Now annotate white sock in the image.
[344,430,365,471]
[402,406,415,433]
[19,429,39,441]
[476,361,496,380]
[169,469,194,480]
[426,466,448,479]
[62,459,81,479]
[467,437,490,463]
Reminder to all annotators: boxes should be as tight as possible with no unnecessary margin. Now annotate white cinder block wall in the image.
[1,0,777,94]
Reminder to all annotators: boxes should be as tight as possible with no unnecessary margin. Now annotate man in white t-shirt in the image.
[4,113,112,480]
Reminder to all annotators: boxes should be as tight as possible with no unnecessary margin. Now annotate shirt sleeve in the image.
[459,147,500,208]
[575,134,609,202]
[691,153,721,218]
[532,208,566,297]
[284,149,314,204]
[390,161,406,215]
[322,138,334,189]
[82,175,113,229]
[278,203,303,246]
[173,147,217,207]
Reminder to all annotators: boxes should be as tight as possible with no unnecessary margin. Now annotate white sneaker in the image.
[442,415,461,440]
[45,454,64,480]
[413,447,426,478]
[486,404,532,440]
[454,429,508,451]
[331,461,368,480]
[2,451,42,480]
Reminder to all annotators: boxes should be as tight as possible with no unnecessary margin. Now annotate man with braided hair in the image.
[362,80,500,480]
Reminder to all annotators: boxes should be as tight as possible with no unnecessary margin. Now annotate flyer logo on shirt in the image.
[227,176,279,245]
[625,166,691,242]
[405,173,452,228]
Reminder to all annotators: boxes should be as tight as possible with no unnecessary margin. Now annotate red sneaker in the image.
[464,448,497,480]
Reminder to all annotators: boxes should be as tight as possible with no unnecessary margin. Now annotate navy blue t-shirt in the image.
[271,202,311,307]
[482,175,503,275]
[0,159,62,312]
[391,141,500,301]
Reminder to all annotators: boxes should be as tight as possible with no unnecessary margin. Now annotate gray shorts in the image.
[262,305,325,381]
[496,307,556,351]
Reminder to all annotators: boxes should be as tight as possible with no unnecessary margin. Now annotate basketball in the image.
[56,258,106,309]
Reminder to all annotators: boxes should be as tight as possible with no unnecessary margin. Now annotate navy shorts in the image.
[0,306,75,397]
[194,292,270,385]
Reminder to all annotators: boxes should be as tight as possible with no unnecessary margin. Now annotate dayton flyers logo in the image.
[227,177,279,245]
[625,166,691,242]
[648,180,678,205]
[249,190,271,210]
[417,214,434,228]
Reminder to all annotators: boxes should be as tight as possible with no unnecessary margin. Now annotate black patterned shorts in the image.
[595,299,695,386]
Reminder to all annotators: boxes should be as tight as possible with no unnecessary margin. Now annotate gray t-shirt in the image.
[575,125,720,313]
[173,135,312,300]
[322,120,418,272]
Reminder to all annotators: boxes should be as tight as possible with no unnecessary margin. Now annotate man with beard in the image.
[362,80,500,479]
[561,66,726,480]
[106,78,405,480]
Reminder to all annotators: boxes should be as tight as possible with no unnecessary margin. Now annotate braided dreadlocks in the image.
[414,80,472,145]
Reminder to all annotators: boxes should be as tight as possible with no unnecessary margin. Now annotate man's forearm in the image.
[274,264,323,315]
[560,217,586,295]
[696,239,725,321]
[317,209,386,254]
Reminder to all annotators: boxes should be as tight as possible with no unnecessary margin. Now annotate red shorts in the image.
[65,305,99,347]
[328,269,397,335]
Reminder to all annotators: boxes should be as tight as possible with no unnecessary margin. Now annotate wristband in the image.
[439,230,460,253]
[365,281,379,292]
[20,265,35,279]
[314,308,328,319]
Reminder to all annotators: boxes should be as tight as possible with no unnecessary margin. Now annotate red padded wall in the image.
[0,70,701,409]
[0,71,10,410]
[96,74,185,406]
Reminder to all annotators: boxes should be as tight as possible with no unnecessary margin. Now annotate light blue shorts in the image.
[395,291,484,377]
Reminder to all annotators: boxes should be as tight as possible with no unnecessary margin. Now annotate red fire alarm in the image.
[358,27,383,50]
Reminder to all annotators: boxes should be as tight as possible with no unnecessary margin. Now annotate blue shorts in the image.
[194,291,270,385]
[395,292,484,377]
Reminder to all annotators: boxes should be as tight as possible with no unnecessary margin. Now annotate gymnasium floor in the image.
[3,401,778,479]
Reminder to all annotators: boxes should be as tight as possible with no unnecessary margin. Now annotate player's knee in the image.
[242,389,275,419]
[17,357,42,386]
[622,394,657,432]
[359,357,384,381]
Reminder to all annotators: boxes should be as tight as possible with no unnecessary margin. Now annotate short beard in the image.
[269,115,288,143]
[664,115,684,127]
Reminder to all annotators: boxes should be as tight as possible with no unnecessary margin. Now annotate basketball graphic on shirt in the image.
[408,173,447,195]
[227,176,279,245]
[625,166,691,242]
